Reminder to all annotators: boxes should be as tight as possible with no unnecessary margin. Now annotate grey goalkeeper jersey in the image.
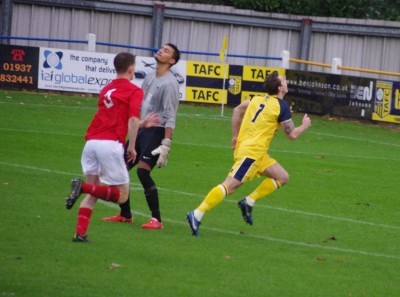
[140,71,180,129]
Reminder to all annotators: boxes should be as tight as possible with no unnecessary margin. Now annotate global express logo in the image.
[43,50,63,69]
[40,50,111,87]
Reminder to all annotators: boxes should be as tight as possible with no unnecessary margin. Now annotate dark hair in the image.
[263,71,281,95]
[113,52,135,74]
[166,43,180,65]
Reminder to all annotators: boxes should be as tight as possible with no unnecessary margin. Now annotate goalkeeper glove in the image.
[151,138,171,168]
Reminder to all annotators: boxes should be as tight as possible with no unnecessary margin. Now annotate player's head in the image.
[263,71,288,96]
[114,52,135,74]
[166,43,180,65]
[155,43,180,67]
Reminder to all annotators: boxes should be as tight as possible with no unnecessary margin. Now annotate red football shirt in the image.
[85,78,144,144]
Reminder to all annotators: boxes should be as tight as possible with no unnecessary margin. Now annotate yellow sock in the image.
[248,178,281,201]
[197,184,228,213]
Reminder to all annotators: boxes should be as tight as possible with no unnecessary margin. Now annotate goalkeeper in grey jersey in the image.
[102,43,180,229]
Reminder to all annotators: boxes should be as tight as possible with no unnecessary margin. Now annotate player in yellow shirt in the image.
[186,71,311,236]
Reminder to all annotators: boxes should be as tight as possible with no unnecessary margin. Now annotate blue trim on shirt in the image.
[277,99,292,123]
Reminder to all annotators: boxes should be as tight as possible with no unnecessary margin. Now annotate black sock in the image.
[119,193,132,219]
[145,186,161,222]
[137,168,161,222]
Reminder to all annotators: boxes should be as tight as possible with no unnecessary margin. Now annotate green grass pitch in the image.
[1,90,400,297]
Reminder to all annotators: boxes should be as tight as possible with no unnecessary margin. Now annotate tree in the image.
[171,0,400,21]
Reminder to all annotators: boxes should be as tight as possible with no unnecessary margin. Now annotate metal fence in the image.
[1,0,400,80]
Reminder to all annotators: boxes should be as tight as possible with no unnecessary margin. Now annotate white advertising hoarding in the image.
[38,48,116,93]
[38,47,186,99]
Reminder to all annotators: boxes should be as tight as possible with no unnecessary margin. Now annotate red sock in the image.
[81,183,120,203]
[75,207,93,236]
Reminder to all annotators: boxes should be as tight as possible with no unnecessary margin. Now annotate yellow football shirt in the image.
[234,95,292,161]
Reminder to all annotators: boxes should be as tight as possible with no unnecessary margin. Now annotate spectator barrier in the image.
[0,37,399,124]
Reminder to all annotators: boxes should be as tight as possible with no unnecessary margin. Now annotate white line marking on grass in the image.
[271,148,400,161]
[178,112,231,121]
[0,100,95,110]
[178,113,400,148]
[260,205,400,230]
[2,127,400,161]
[204,226,400,260]
[309,131,400,148]
[0,127,81,137]
[0,161,77,176]
[152,186,400,231]
[99,201,400,261]
[2,161,399,260]
[2,161,399,231]
[2,99,399,147]
[177,113,400,147]
[173,141,400,161]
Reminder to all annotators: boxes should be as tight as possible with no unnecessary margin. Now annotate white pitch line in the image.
[172,141,400,161]
[0,161,77,176]
[261,205,400,230]
[145,186,400,231]
[2,127,399,161]
[1,160,399,231]
[99,201,400,261]
[309,131,400,148]
[0,127,81,137]
[0,100,95,110]
[205,227,400,260]
[1,160,399,260]
[2,99,399,147]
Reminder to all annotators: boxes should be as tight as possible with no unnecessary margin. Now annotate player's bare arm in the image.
[127,117,140,162]
[281,119,295,136]
[164,127,174,140]
[231,100,250,149]
[282,114,311,141]
[140,112,161,128]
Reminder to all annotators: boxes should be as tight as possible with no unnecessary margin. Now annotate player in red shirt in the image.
[65,52,148,242]
[102,43,181,230]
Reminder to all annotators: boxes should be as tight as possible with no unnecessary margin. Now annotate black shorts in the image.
[125,127,165,170]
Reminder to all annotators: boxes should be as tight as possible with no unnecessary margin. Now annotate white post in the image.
[331,57,342,74]
[219,35,229,117]
[281,50,290,69]
[87,33,96,52]
[221,63,227,117]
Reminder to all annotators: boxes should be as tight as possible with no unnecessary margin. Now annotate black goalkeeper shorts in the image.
[125,126,165,170]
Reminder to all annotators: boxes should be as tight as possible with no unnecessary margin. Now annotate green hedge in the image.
[173,0,400,21]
